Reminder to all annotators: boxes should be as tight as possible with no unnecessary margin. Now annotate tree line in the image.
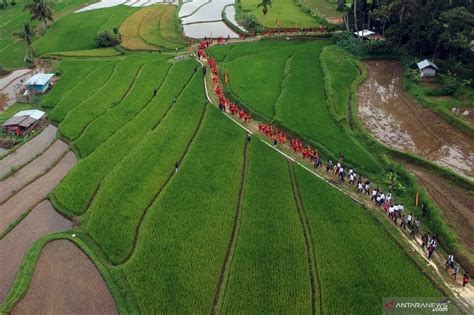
[343,0,474,78]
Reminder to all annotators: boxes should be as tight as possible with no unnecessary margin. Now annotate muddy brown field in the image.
[358,60,474,179]
[12,240,118,315]
[0,140,69,204]
[0,152,76,233]
[0,125,58,179]
[0,201,72,302]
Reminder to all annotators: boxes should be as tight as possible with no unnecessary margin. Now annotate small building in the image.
[24,73,55,94]
[2,110,46,136]
[354,29,385,41]
[417,59,438,78]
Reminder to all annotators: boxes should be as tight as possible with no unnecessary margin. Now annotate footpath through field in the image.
[195,38,474,312]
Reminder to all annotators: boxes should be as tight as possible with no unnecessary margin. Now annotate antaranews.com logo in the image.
[382,297,459,314]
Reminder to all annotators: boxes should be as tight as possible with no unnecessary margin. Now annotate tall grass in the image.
[59,55,147,141]
[49,60,117,122]
[51,59,197,216]
[85,72,207,264]
[73,60,171,157]
[124,107,246,314]
[222,140,311,314]
[295,165,441,313]
[34,5,138,56]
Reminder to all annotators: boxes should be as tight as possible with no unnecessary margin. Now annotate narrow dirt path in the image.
[211,138,249,315]
[0,152,76,233]
[0,201,72,303]
[0,125,57,179]
[11,240,118,315]
[358,60,474,179]
[0,140,69,204]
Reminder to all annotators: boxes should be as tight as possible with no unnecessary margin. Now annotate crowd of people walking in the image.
[196,39,470,290]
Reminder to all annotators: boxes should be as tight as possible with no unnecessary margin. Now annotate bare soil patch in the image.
[358,60,474,179]
[0,125,58,179]
[0,152,76,233]
[12,240,118,315]
[0,201,72,302]
[0,140,69,204]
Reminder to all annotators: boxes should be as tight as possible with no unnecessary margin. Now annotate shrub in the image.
[440,71,459,95]
[95,30,121,47]
[236,11,262,33]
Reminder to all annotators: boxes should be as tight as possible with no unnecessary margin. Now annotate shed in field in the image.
[2,110,46,136]
[24,73,55,94]
[417,59,438,78]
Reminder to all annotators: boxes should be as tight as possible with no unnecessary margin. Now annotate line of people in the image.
[198,38,470,290]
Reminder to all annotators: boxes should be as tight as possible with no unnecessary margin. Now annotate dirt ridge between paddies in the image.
[289,161,320,315]
[211,137,249,314]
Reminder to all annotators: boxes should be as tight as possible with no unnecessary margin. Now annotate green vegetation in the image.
[212,40,382,174]
[51,59,197,216]
[34,5,137,56]
[58,55,147,141]
[85,71,206,264]
[41,59,101,109]
[320,45,358,121]
[295,165,441,313]
[240,0,319,28]
[46,47,122,57]
[302,0,345,20]
[120,5,187,51]
[222,139,311,313]
[49,60,117,123]
[73,59,170,157]
[124,107,246,314]
[0,0,90,69]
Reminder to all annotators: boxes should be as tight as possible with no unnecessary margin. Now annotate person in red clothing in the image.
[463,273,470,287]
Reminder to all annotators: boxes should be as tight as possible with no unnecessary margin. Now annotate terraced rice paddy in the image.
[209,40,382,174]
[34,5,138,56]
[180,0,240,38]
[120,5,188,50]
[240,0,319,28]
[0,4,469,309]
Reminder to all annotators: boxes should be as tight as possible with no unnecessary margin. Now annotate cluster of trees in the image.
[95,28,121,47]
[11,0,54,62]
[345,0,474,77]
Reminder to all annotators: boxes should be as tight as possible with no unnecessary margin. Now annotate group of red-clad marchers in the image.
[195,37,472,290]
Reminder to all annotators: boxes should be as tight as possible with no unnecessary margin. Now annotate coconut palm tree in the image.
[15,22,35,62]
[25,0,54,32]
[257,0,271,16]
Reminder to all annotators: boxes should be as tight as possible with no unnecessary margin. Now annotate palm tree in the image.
[15,22,35,62]
[25,0,54,32]
[257,0,271,16]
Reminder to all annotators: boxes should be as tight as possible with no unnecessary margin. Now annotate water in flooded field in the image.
[358,60,474,179]
[182,21,239,39]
